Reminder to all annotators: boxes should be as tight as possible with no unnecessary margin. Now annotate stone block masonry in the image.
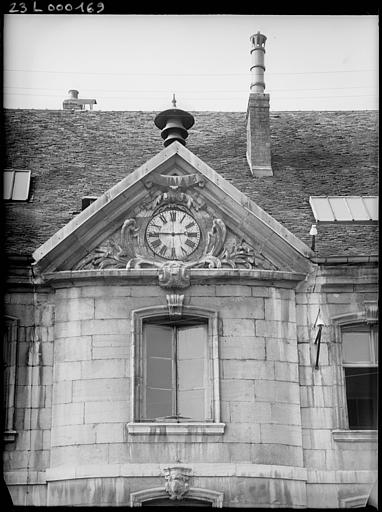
[4,270,378,507]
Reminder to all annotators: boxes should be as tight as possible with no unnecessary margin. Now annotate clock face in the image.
[145,209,201,260]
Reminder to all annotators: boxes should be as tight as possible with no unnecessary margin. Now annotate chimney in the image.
[246,32,273,177]
[63,90,97,111]
[154,95,195,147]
[68,89,79,99]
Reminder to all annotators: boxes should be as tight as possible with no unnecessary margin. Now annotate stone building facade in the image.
[2,33,378,508]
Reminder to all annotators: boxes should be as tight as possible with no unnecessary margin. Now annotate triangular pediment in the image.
[32,142,314,275]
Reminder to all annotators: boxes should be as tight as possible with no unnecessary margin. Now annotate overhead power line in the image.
[3,92,377,100]
[3,85,377,93]
[4,68,377,77]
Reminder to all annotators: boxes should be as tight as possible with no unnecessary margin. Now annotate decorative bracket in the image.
[162,466,192,501]
[364,301,378,324]
[166,294,185,317]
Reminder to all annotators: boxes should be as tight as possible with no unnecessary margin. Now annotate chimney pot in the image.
[68,89,79,99]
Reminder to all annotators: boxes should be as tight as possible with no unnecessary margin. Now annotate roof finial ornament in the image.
[154,97,195,147]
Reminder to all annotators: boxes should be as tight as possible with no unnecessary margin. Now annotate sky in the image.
[3,14,379,112]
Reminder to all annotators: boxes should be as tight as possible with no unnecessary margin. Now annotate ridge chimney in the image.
[246,32,273,177]
[154,96,195,147]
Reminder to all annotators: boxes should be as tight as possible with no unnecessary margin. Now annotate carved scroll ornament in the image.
[75,216,278,285]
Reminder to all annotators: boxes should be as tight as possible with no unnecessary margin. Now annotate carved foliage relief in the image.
[74,172,278,282]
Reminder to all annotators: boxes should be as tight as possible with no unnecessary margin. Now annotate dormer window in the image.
[3,170,31,201]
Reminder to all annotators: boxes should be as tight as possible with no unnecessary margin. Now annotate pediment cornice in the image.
[32,142,314,277]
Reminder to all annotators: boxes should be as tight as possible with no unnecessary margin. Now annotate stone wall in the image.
[3,264,378,507]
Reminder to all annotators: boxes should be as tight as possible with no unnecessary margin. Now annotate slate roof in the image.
[3,109,379,260]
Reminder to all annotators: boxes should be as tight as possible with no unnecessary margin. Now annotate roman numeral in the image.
[185,239,196,248]
[171,247,176,259]
[181,246,187,255]
[170,211,177,221]
[185,221,195,229]
[151,239,162,249]
[187,232,198,237]
[180,214,186,223]
[149,223,160,230]
[148,232,160,238]
[159,244,167,256]
[159,213,167,224]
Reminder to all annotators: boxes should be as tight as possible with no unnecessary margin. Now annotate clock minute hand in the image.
[160,231,188,235]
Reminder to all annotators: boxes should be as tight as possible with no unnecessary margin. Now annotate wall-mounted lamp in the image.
[309,224,318,251]
[314,309,325,370]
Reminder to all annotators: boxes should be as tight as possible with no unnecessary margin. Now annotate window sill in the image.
[332,429,378,442]
[127,422,225,435]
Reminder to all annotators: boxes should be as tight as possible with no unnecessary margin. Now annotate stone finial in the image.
[154,99,195,147]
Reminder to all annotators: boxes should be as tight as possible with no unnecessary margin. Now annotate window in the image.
[143,317,208,421]
[3,170,31,201]
[128,305,224,435]
[342,324,378,429]
[309,196,378,224]
[2,316,18,441]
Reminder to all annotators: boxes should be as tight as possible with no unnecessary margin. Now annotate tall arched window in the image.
[142,316,209,421]
[128,305,224,435]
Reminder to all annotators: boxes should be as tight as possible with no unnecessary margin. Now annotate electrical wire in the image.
[4,68,377,76]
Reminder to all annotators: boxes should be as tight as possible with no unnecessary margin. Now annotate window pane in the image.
[345,367,378,429]
[372,327,378,363]
[178,325,207,359]
[309,197,334,221]
[3,171,15,200]
[363,197,378,221]
[146,388,172,419]
[342,331,371,363]
[328,197,352,221]
[145,324,173,357]
[178,359,204,389]
[144,324,174,419]
[12,170,31,201]
[147,358,173,388]
[178,389,205,420]
[345,197,369,221]
[177,325,207,419]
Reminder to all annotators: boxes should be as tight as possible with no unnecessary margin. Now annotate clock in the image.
[146,208,201,260]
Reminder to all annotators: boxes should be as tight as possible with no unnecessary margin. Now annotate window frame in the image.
[332,308,378,432]
[142,318,210,422]
[128,305,225,435]
[2,316,19,442]
[3,169,32,202]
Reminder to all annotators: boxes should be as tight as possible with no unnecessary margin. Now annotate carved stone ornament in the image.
[75,215,278,286]
[144,173,206,212]
[166,294,185,317]
[159,263,191,289]
[163,466,192,501]
[364,301,378,324]
[74,218,139,270]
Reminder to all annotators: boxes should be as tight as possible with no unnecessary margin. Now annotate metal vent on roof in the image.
[309,196,378,224]
[3,170,31,201]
